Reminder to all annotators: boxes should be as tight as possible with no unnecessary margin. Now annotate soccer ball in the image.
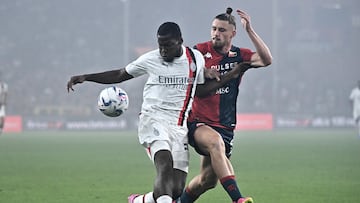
[97,86,129,117]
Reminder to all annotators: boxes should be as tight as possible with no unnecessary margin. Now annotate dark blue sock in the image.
[179,187,196,203]
[220,175,242,201]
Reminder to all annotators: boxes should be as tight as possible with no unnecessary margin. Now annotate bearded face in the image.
[210,19,236,53]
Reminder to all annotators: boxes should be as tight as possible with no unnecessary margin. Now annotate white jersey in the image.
[0,82,8,104]
[0,82,8,117]
[125,45,205,126]
[350,87,360,119]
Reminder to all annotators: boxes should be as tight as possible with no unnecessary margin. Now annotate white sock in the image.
[133,192,155,203]
[156,195,172,203]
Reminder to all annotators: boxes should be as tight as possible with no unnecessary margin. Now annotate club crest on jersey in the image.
[228,51,237,57]
[204,52,212,59]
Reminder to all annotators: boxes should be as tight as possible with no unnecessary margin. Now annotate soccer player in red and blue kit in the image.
[178,8,272,203]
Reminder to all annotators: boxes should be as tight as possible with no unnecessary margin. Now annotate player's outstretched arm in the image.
[237,9,272,67]
[195,62,252,97]
[66,68,134,92]
[204,68,221,81]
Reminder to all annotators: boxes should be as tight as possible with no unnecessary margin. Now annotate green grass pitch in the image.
[0,130,359,203]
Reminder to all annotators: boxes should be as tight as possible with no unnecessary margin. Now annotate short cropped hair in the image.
[215,7,236,29]
[157,22,182,39]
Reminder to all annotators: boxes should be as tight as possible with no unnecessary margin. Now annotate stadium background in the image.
[1,0,359,131]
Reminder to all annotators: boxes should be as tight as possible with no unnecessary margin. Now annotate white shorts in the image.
[353,106,360,121]
[0,106,5,117]
[138,113,189,172]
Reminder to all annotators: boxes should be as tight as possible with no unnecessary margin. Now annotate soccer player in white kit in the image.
[67,22,206,203]
[350,80,360,137]
[0,81,8,135]
[67,22,250,203]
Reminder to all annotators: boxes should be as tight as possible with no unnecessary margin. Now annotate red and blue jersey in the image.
[188,41,254,130]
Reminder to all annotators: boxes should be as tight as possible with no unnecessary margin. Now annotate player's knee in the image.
[208,137,226,154]
[154,150,173,171]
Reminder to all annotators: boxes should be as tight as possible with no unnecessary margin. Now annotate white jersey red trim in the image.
[125,45,205,126]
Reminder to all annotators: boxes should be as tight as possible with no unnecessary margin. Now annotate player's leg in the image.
[170,127,189,200]
[172,168,187,199]
[153,149,175,203]
[194,125,233,177]
[0,116,4,134]
[183,125,251,202]
[0,106,4,134]
[129,119,188,203]
[148,132,189,203]
[356,116,360,137]
[179,156,218,202]
[129,150,174,203]
[130,168,187,203]
[128,115,174,203]
[129,143,174,203]
[196,125,246,202]
[221,159,253,203]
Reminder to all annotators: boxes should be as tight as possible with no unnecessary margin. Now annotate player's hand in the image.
[236,9,251,31]
[67,75,86,92]
[232,62,252,78]
[204,68,220,81]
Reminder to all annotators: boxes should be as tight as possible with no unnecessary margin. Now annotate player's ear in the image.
[179,37,183,44]
[232,30,236,38]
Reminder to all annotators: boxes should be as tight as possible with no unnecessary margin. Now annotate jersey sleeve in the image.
[125,54,149,77]
[350,89,355,100]
[240,48,254,62]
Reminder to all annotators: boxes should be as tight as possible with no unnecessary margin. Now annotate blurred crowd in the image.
[1,0,359,121]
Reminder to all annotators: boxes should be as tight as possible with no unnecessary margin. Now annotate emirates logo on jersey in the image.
[204,52,212,59]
